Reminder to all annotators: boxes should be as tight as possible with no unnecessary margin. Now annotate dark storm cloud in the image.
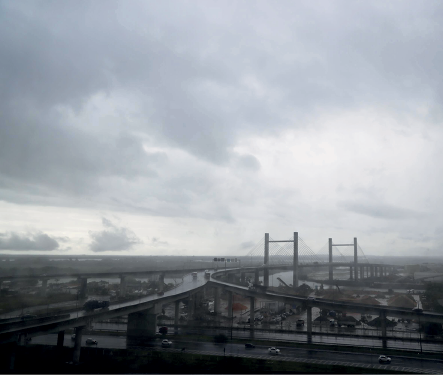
[338,200,423,220]
[89,217,142,252]
[0,231,60,251]
[1,0,443,224]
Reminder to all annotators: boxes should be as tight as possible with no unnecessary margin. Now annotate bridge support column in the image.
[307,306,312,343]
[127,305,160,339]
[254,270,259,284]
[158,273,165,292]
[214,287,221,315]
[174,300,180,333]
[227,273,235,283]
[120,276,127,297]
[227,291,233,319]
[73,326,85,364]
[240,272,245,283]
[250,296,255,335]
[264,233,269,287]
[188,295,195,318]
[328,238,333,283]
[78,278,87,299]
[293,232,299,288]
[57,330,65,348]
[380,311,387,349]
[354,237,358,281]
[40,279,48,295]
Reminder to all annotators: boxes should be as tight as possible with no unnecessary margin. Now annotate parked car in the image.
[245,343,255,349]
[268,347,280,355]
[378,355,391,364]
[85,338,97,345]
[161,339,172,347]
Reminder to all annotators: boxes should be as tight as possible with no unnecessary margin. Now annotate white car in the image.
[85,338,98,345]
[268,347,280,355]
[161,339,172,347]
[378,355,391,364]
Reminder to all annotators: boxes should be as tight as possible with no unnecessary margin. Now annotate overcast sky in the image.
[1,0,443,257]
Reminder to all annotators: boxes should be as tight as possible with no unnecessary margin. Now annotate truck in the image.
[82,299,110,311]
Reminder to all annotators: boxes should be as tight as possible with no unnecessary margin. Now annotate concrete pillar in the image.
[354,237,358,281]
[174,301,180,325]
[380,311,387,349]
[127,305,160,338]
[293,232,299,288]
[227,291,233,319]
[328,238,333,282]
[240,272,245,283]
[188,295,195,318]
[158,273,165,292]
[73,326,84,364]
[250,296,255,331]
[254,270,259,284]
[264,233,269,287]
[57,330,65,347]
[120,276,127,297]
[307,306,312,343]
[349,266,353,280]
[41,279,48,295]
[78,278,87,299]
[214,287,221,315]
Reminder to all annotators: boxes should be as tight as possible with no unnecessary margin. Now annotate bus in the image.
[192,272,198,279]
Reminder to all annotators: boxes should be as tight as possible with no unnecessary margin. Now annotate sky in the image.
[1,0,443,257]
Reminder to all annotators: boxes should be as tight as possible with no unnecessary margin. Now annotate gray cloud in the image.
[0,231,60,251]
[89,217,142,252]
[338,200,423,220]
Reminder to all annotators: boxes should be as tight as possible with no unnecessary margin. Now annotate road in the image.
[0,269,213,336]
[30,333,443,373]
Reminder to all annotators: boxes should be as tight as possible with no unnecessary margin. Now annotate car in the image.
[157,290,164,296]
[245,343,255,349]
[20,314,37,321]
[412,308,423,313]
[378,355,391,364]
[159,326,168,334]
[268,347,280,355]
[161,339,172,347]
[71,334,76,340]
[307,296,316,301]
[296,319,305,326]
[85,338,97,345]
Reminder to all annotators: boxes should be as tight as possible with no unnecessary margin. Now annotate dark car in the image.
[20,314,37,321]
[159,326,168,334]
[83,299,110,311]
[245,343,255,348]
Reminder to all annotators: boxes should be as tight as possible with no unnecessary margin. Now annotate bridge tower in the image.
[265,231,299,289]
[264,233,270,287]
[329,237,359,282]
